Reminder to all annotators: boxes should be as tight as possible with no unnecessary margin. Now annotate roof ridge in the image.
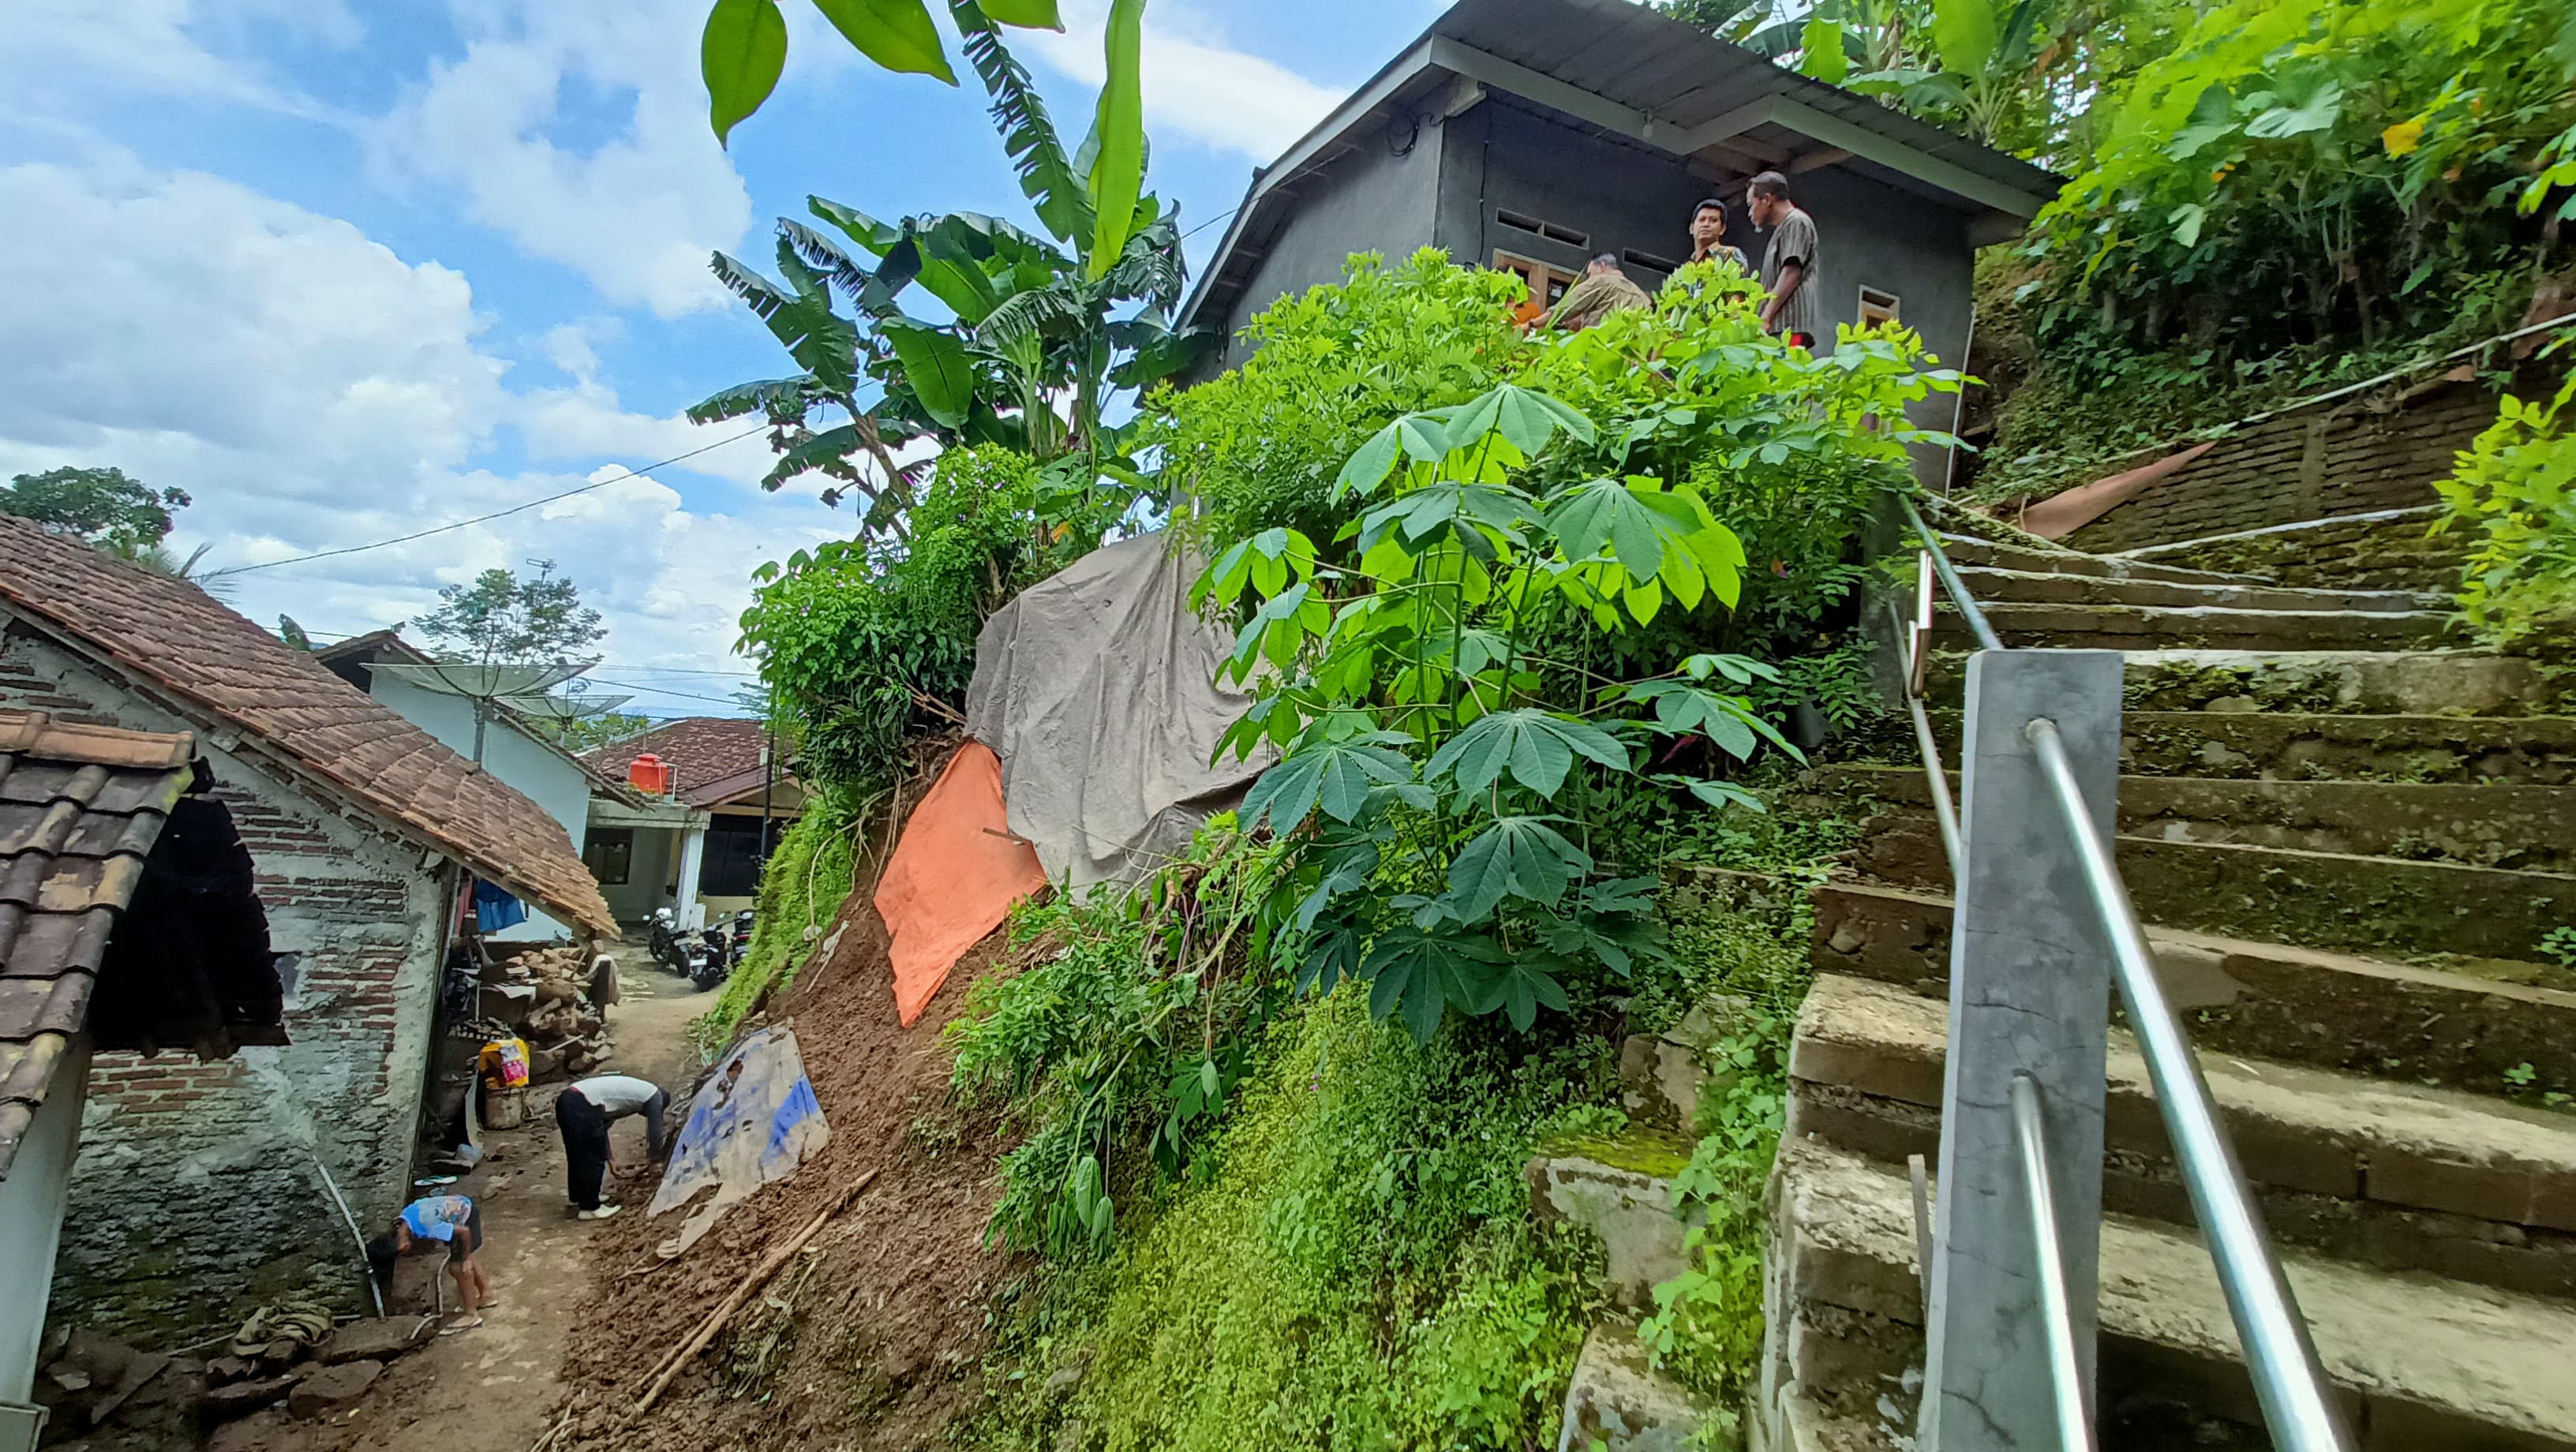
[0,518,615,936]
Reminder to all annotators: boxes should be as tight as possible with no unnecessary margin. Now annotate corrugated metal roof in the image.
[1182,0,2061,333]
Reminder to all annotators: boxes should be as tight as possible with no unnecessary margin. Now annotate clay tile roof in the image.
[584,717,767,806]
[0,709,192,1177]
[0,516,616,937]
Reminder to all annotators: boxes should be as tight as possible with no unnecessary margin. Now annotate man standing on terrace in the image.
[1747,171,1822,348]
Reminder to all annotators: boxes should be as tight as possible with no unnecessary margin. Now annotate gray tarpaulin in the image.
[965,532,1272,892]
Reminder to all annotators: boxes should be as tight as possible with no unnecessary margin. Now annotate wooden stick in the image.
[631,1170,878,1414]
[529,1406,572,1452]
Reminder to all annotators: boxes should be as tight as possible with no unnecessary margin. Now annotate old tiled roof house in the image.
[0,514,612,1339]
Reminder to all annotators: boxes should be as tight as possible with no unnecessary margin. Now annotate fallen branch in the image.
[631,1169,879,1414]
[529,1406,572,1452]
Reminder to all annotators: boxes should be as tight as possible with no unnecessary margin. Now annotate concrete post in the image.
[1920,649,2123,1450]
[674,825,709,930]
[0,1035,88,1406]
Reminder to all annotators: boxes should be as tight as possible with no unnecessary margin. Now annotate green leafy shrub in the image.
[697,786,863,1050]
[947,821,1301,1257]
[2020,0,2576,375]
[1185,268,1956,1043]
[1144,250,1530,552]
[968,990,1615,1452]
[737,445,1081,792]
[2435,369,2576,656]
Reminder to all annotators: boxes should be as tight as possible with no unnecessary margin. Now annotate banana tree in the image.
[700,0,1151,283]
[688,3,1211,533]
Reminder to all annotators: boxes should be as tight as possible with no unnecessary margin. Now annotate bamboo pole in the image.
[632,1169,878,1414]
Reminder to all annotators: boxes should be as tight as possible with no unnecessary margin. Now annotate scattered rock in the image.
[317,1317,436,1365]
[1556,1323,1705,1452]
[286,1360,382,1419]
[204,1356,254,1384]
[200,1377,294,1420]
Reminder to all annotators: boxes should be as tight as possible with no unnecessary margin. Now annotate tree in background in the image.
[2,466,193,559]
[552,709,653,754]
[415,560,608,667]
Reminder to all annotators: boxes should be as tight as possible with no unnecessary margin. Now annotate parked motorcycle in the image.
[687,923,732,992]
[647,908,688,975]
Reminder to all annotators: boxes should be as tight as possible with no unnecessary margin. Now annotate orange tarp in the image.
[874,743,1047,1027]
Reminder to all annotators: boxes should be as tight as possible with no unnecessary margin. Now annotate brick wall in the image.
[2061,376,2503,553]
[2,625,451,1342]
[2117,506,2469,593]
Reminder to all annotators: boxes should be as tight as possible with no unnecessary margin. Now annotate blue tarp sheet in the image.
[646,1024,831,1255]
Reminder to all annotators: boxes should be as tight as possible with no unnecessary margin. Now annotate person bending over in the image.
[368,1195,490,1335]
[1544,254,1651,332]
[556,1072,669,1222]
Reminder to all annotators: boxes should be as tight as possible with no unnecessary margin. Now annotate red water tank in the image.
[628,754,676,795]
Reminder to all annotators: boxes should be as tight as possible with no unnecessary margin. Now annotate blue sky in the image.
[0,0,1443,716]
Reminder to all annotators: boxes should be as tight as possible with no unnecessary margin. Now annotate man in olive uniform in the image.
[1544,254,1652,332]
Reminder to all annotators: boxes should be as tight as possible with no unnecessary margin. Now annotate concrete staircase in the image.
[1759,530,2576,1450]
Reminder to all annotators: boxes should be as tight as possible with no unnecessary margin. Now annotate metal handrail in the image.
[2025,719,2355,1452]
[1891,506,2356,1452]
[1900,496,2004,653]
[2009,1073,2097,1452]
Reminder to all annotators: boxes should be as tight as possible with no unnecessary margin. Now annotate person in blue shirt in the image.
[367,1195,492,1334]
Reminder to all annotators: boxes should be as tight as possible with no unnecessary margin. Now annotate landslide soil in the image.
[539,894,1026,1452]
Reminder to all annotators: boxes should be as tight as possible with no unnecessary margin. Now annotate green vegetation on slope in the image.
[697,788,862,1050]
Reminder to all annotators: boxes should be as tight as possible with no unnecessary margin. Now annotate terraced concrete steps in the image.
[1934,600,2458,651]
[1925,647,2556,716]
[1769,1139,2576,1450]
[1829,763,2576,872]
[1953,564,2441,613]
[1849,809,2574,960]
[1790,975,2576,1297]
[1809,878,2576,1092]
[1955,709,2576,785]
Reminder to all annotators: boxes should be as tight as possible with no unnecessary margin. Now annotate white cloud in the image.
[2,0,357,122]
[0,161,844,708]
[369,0,756,317]
[1021,2,1341,162]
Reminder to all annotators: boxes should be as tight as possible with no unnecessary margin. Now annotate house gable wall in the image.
[0,621,447,1340]
[367,673,588,940]
[1435,99,1709,296]
[1214,118,1446,369]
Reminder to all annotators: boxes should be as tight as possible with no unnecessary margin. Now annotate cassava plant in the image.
[1192,380,1799,1042]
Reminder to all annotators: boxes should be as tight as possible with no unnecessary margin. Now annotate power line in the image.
[1181,202,1242,243]
[213,423,772,577]
[589,676,755,707]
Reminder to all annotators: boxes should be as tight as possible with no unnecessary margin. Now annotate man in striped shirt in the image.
[1747,171,1822,349]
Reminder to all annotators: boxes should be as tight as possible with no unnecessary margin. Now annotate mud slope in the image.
[544,890,1028,1452]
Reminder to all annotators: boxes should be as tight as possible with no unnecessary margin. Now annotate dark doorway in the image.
[701,814,769,898]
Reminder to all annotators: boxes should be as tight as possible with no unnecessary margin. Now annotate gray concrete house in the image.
[0,515,615,1342]
[582,718,803,929]
[1181,0,2061,456]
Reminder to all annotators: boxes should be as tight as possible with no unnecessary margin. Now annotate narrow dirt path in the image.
[218,966,708,1452]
